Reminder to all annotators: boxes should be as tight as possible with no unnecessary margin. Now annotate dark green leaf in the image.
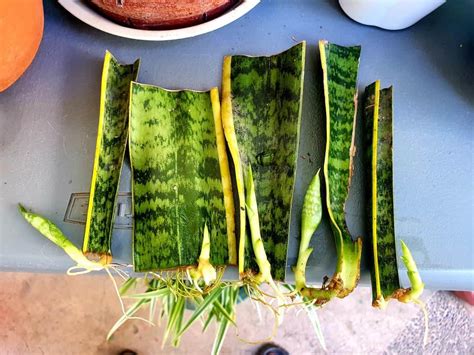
[129,84,229,271]
[222,42,306,280]
[84,51,139,256]
[320,40,362,295]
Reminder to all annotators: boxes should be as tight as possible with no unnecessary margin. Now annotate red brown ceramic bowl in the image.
[87,0,241,30]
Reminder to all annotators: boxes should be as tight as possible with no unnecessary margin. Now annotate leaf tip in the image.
[18,203,28,217]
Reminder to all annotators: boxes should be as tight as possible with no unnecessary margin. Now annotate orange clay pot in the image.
[0,0,44,92]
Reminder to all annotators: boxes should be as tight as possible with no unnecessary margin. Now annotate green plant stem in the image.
[189,224,217,286]
[245,165,271,284]
[19,204,104,270]
[244,165,285,300]
[295,170,322,292]
[398,240,425,302]
[244,165,272,284]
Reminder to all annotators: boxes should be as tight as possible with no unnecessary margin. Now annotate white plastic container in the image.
[339,0,446,30]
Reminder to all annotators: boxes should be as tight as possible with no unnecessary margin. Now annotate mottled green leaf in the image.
[364,82,424,307]
[295,171,322,292]
[129,84,230,271]
[83,51,140,258]
[222,42,306,280]
[364,81,400,303]
[320,40,362,296]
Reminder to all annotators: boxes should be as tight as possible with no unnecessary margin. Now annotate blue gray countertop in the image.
[1,0,472,290]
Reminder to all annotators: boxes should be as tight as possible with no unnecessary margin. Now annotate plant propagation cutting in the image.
[19,41,426,354]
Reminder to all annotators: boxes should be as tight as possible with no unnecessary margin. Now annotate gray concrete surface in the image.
[1,272,472,354]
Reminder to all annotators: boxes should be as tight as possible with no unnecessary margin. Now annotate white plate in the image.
[58,0,260,41]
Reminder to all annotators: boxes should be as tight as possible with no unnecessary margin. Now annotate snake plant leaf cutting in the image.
[295,170,322,293]
[364,81,424,308]
[82,51,140,262]
[19,205,103,271]
[295,170,341,303]
[244,164,272,284]
[129,83,234,272]
[189,224,218,286]
[221,42,306,281]
[212,88,238,266]
[319,40,362,299]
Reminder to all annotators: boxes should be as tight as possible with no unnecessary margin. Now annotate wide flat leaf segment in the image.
[129,83,231,272]
[222,42,306,280]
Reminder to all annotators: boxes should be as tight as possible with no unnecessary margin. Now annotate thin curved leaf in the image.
[211,318,230,355]
[212,298,236,326]
[125,287,170,299]
[107,299,149,340]
[305,305,327,351]
[177,286,224,337]
[119,277,138,296]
